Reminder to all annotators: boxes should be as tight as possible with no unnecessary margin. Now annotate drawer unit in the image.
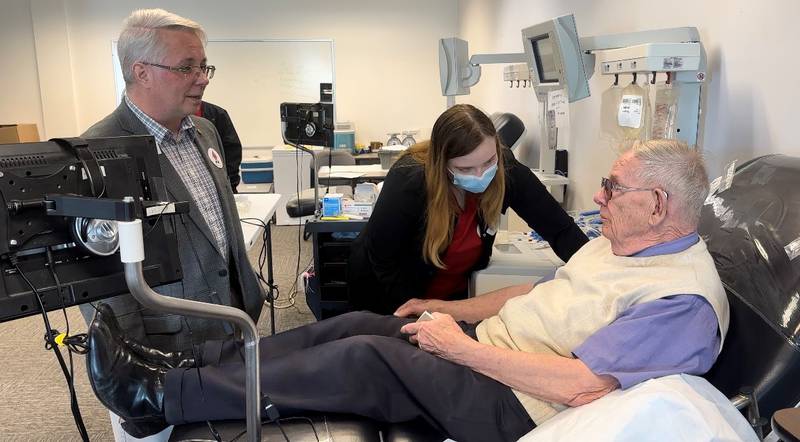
[305,219,367,320]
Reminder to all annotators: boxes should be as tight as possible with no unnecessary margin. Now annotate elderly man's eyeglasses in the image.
[600,177,668,200]
[141,62,216,79]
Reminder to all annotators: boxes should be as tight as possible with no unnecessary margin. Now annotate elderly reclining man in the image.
[87,139,729,442]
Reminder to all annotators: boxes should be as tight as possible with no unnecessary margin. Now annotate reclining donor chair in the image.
[700,154,800,439]
[164,154,800,440]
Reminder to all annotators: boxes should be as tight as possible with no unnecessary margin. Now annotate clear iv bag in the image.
[641,78,652,139]
[651,81,680,139]
[600,82,624,144]
[617,77,651,142]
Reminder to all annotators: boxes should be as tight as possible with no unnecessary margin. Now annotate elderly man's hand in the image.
[399,312,475,362]
[394,298,446,318]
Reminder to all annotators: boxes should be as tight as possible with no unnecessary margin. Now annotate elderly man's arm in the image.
[460,343,618,406]
[394,282,535,323]
[402,294,721,408]
[401,314,618,406]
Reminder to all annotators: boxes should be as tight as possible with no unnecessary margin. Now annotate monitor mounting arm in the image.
[461,52,529,88]
[439,38,528,107]
[115,196,263,442]
[38,195,263,441]
[281,122,320,217]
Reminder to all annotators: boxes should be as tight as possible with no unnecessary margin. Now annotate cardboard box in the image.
[0,124,40,144]
[343,200,373,218]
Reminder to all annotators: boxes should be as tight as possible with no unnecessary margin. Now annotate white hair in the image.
[117,9,206,85]
[630,139,710,226]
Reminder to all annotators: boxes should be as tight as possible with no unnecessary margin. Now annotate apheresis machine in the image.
[439,14,707,172]
[438,14,711,298]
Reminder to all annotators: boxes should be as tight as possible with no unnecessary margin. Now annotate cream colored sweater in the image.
[475,236,729,424]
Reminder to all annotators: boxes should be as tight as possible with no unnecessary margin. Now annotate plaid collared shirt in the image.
[125,95,228,256]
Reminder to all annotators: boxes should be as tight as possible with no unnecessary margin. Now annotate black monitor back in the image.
[280,102,334,147]
[0,136,181,323]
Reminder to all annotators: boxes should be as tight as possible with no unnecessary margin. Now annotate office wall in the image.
[9,0,794,210]
[457,0,800,210]
[7,0,458,146]
[0,2,44,135]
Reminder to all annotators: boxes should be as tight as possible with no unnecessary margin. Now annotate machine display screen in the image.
[530,35,559,83]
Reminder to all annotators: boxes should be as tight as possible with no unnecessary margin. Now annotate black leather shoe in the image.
[94,303,196,369]
[87,303,169,437]
[124,337,197,369]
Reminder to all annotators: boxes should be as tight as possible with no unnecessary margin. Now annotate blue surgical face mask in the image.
[450,162,498,194]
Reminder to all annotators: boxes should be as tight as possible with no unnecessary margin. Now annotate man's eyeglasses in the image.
[600,177,668,201]
[141,62,216,79]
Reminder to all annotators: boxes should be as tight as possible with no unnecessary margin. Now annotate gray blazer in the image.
[79,101,264,351]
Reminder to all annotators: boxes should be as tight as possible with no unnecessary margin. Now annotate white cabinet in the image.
[470,239,563,297]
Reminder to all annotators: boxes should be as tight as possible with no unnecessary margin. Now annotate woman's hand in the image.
[394,298,446,318]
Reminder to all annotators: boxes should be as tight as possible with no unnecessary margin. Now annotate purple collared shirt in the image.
[570,232,721,389]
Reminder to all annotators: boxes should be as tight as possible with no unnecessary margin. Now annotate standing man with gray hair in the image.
[81,9,263,358]
[87,139,729,441]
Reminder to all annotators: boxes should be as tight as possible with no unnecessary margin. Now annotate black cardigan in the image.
[347,149,588,314]
[200,101,243,190]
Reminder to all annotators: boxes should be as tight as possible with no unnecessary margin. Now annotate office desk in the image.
[318,165,388,187]
[236,193,282,250]
[318,166,567,202]
[235,193,282,334]
[237,182,273,194]
[353,152,380,165]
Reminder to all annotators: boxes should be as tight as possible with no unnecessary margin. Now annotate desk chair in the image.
[286,150,356,218]
[317,150,356,168]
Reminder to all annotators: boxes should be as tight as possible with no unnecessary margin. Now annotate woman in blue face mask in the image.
[347,104,588,315]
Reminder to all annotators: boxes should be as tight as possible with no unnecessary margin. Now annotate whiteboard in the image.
[112,39,335,148]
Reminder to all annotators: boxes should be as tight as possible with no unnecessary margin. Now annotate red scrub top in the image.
[424,194,482,300]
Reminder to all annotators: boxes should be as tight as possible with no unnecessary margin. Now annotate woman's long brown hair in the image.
[404,104,506,268]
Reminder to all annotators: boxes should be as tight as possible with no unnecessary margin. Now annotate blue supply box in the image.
[334,122,355,151]
[334,130,355,151]
[240,161,273,184]
[322,193,343,217]
[240,149,273,184]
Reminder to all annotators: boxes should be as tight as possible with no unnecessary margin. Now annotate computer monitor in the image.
[0,135,181,323]
[280,102,334,147]
[521,14,591,102]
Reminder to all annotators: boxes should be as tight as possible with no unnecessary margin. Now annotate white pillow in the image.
[518,374,758,442]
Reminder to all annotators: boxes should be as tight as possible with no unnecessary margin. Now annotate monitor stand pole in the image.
[118,216,263,442]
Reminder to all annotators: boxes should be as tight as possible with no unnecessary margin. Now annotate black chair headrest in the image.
[490,112,525,151]
[700,154,800,419]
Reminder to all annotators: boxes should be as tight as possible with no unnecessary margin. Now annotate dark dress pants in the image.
[164,311,535,442]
